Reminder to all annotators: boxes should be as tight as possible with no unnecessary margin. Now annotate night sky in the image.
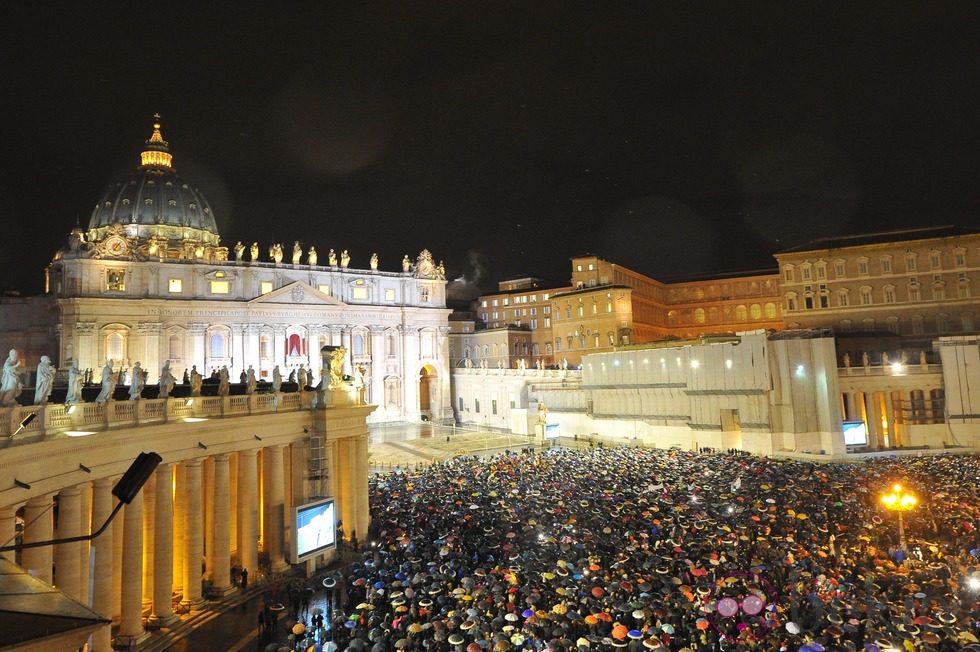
[2,3,979,299]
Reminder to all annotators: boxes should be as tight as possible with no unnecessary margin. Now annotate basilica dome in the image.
[86,119,224,255]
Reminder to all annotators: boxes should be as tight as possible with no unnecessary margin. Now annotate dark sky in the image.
[2,2,979,298]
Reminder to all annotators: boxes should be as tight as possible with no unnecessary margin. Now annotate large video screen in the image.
[292,498,336,562]
[842,420,868,446]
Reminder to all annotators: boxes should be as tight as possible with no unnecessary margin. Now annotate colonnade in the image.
[841,387,945,448]
[1,444,297,651]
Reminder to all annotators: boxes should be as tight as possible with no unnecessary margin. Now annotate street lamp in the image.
[880,482,918,552]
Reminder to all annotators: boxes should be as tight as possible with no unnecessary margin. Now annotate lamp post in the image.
[880,483,918,552]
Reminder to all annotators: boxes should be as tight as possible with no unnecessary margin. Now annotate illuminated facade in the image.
[3,119,452,423]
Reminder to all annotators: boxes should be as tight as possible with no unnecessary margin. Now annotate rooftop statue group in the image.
[0,348,364,408]
[230,241,382,271]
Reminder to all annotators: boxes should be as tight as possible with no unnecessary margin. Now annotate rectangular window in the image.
[858,260,869,275]
[783,267,794,282]
[816,265,826,279]
[838,292,849,307]
[474,399,480,413]
[491,400,497,415]
[210,280,230,294]
[881,258,892,274]
[834,261,846,277]
[385,288,396,301]
[106,269,125,291]
[352,286,369,300]
[959,285,970,299]
[955,252,966,267]
[930,253,941,269]
[168,278,182,293]
[458,397,464,413]
[906,255,917,272]
[802,266,812,280]
[819,294,829,308]
[884,287,896,303]
[804,296,814,309]
[544,317,551,328]
[908,285,920,301]
[260,281,273,294]
[318,284,331,295]
[530,319,538,329]
[481,300,488,307]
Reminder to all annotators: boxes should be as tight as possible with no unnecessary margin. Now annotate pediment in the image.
[249,281,346,306]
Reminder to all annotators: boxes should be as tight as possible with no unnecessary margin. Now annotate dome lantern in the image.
[139,114,173,169]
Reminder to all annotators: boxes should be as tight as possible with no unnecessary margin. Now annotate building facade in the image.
[1,119,452,423]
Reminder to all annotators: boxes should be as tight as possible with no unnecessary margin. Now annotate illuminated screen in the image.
[544,423,560,439]
[292,498,336,562]
[842,420,868,446]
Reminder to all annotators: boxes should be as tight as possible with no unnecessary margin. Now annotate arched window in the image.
[764,303,777,319]
[353,334,364,355]
[735,305,748,321]
[168,334,181,360]
[694,308,706,324]
[288,334,302,356]
[259,335,271,359]
[750,304,762,320]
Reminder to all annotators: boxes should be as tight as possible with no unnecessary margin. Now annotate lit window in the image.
[168,278,182,293]
[318,284,331,295]
[385,288,396,301]
[260,281,273,294]
[210,280,230,294]
[106,269,125,291]
[353,287,369,300]
[750,304,762,319]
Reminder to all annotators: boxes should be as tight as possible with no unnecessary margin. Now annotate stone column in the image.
[77,484,92,608]
[336,438,353,541]
[112,497,123,618]
[238,449,259,579]
[306,326,320,374]
[187,323,207,376]
[884,392,897,448]
[844,392,858,421]
[90,478,114,652]
[119,489,145,641]
[171,463,185,596]
[341,327,352,375]
[54,485,83,600]
[141,470,155,610]
[0,505,17,562]
[244,325,261,379]
[149,463,177,625]
[353,435,370,544]
[138,322,163,383]
[401,325,420,418]
[180,459,205,610]
[370,327,385,407]
[22,494,54,583]
[262,445,288,571]
[211,454,234,594]
[273,327,287,373]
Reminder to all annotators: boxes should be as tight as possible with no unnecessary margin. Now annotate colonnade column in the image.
[211,454,234,594]
[0,506,17,562]
[22,494,54,583]
[150,463,177,626]
[401,325,419,417]
[273,327,287,372]
[119,489,144,641]
[180,459,205,610]
[90,478,114,652]
[54,485,83,600]
[262,445,288,572]
[238,450,259,579]
[844,392,858,421]
[353,435,369,544]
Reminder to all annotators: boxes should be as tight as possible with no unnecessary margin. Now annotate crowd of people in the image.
[295,447,980,652]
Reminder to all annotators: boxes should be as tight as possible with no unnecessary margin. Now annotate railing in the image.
[0,391,318,441]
